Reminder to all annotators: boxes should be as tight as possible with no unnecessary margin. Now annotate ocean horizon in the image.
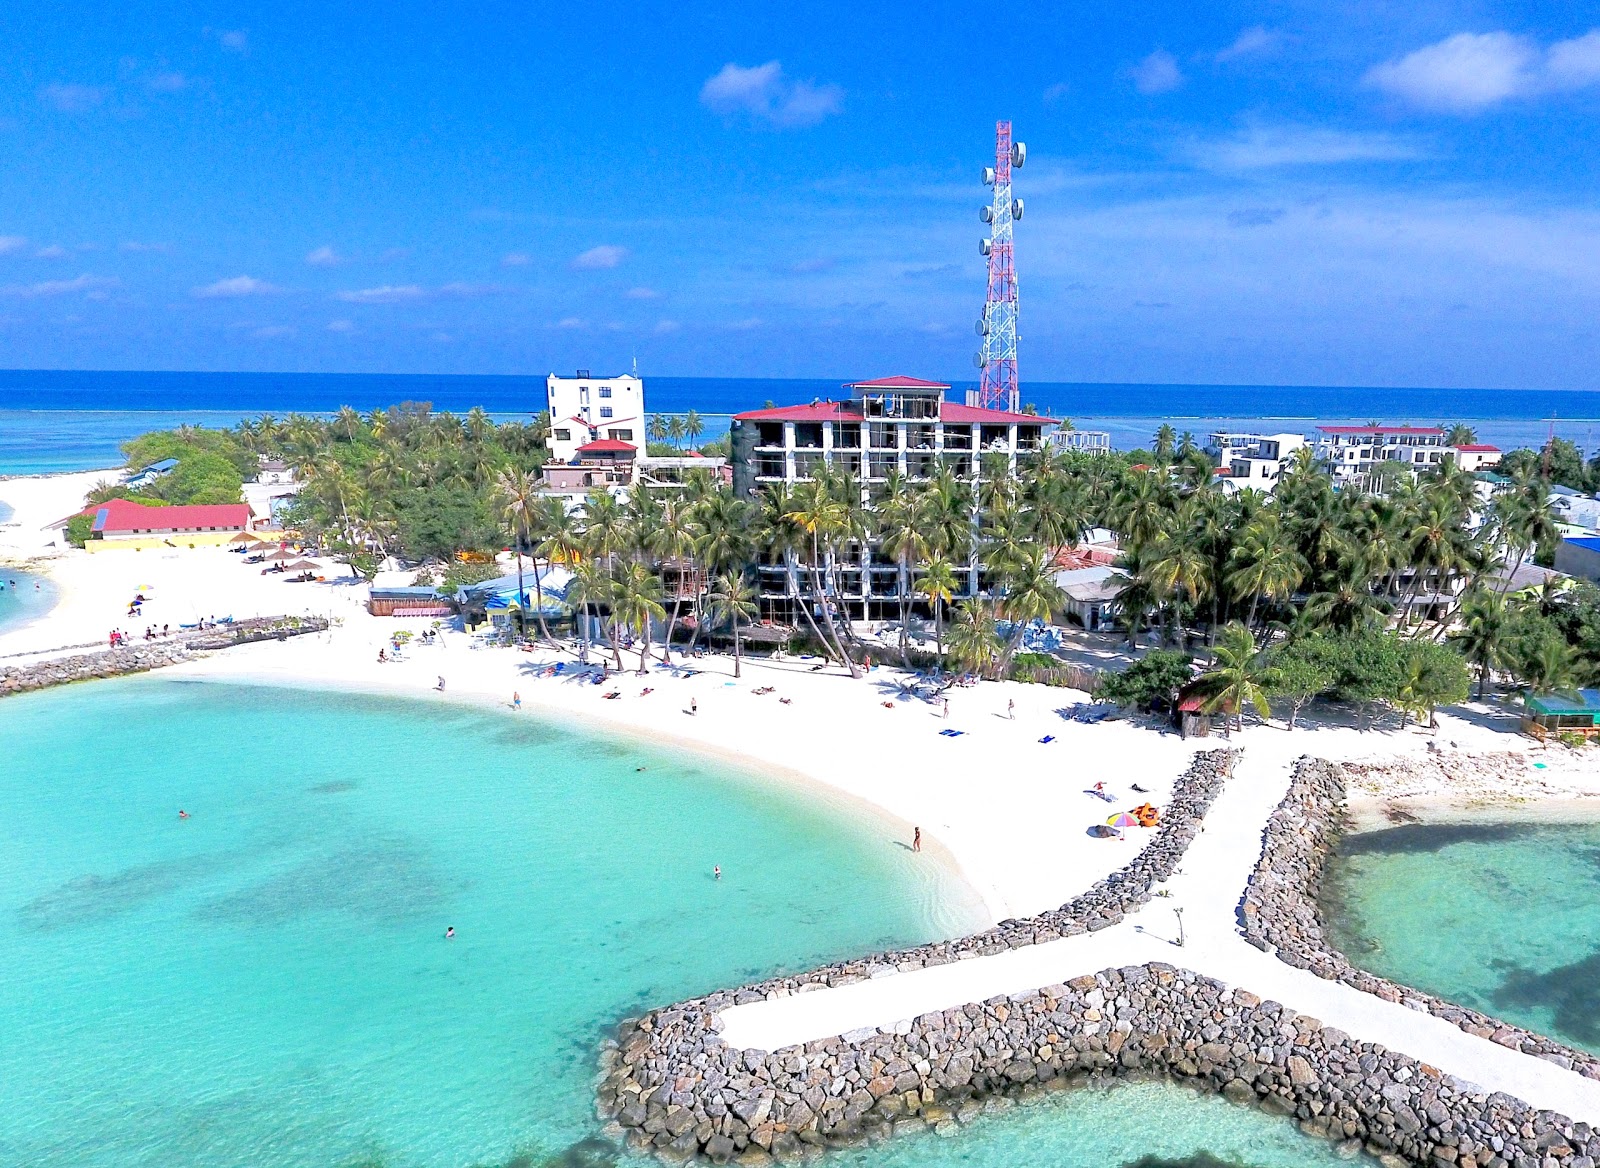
[3,368,1600,475]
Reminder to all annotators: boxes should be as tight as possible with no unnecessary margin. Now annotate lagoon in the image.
[0,678,1368,1168]
[1324,821,1600,1055]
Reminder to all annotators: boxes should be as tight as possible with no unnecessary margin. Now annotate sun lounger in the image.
[1038,735,1054,743]
[938,728,964,737]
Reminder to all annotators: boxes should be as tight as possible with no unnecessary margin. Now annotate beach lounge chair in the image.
[939,728,964,737]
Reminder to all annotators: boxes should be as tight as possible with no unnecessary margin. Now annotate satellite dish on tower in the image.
[979,239,992,256]
[982,166,996,186]
[975,319,989,336]
[980,205,994,223]
[1011,198,1024,221]
[973,352,985,368]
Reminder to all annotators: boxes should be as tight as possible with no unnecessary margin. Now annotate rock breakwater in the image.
[0,616,329,697]
[600,962,1599,1167]
[1241,757,1600,1082]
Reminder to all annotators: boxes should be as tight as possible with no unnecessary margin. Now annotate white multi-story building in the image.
[545,370,645,463]
[730,375,1055,621]
[1315,425,1447,482]
[1206,432,1306,494]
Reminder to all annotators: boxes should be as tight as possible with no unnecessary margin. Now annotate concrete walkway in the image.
[718,751,1600,1127]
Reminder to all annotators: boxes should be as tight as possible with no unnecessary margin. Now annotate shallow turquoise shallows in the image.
[0,567,55,636]
[2,679,1363,1168]
[1325,821,1600,1054]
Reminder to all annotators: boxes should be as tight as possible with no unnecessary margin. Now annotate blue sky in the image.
[4,2,1600,388]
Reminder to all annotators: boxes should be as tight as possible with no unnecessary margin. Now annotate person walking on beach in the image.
[912,827,921,853]
[512,691,521,710]
[1007,699,1015,720]
[690,698,698,716]
[436,676,446,691]
[942,698,949,719]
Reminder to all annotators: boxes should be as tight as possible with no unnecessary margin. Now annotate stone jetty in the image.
[1,615,329,697]
[595,750,1600,1166]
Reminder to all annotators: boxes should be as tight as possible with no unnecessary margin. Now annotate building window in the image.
[611,429,633,441]
[599,387,612,398]
[600,407,613,419]
[554,428,571,442]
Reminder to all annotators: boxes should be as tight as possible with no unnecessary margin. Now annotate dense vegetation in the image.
[111,408,1600,729]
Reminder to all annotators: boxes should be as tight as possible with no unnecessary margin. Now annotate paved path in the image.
[719,751,1600,1126]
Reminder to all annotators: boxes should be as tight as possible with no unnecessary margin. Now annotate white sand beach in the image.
[6,468,1600,924]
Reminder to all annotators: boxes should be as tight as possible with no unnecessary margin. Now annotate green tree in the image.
[945,600,1003,679]
[1396,640,1471,729]
[1096,649,1193,711]
[612,560,667,674]
[493,467,544,641]
[914,553,960,664]
[1195,622,1272,731]
[1449,591,1509,699]
[707,570,759,678]
[1265,637,1337,729]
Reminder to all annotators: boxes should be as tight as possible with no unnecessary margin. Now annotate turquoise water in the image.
[0,567,56,636]
[1325,822,1600,1053]
[0,678,1367,1168]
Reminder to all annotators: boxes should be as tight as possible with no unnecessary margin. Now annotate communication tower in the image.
[974,120,1025,411]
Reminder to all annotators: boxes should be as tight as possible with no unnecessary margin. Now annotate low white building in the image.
[546,370,645,463]
[1207,432,1306,495]
[1449,444,1502,473]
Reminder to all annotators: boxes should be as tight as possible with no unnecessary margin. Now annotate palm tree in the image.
[1145,529,1212,648]
[914,553,960,664]
[1197,622,1272,732]
[995,545,1066,672]
[667,415,686,450]
[648,497,699,663]
[1449,590,1508,699]
[648,414,669,447]
[493,467,544,642]
[529,495,578,645]
[707,571,759,678]
[945,600,1003,679]
[683,409,704,449]
[783,478,858,676]
[612,560,666,673]
[1226,516,1307,633]
[877,472,929,664]
[567,559,613,666]
[1152,424,1177,462]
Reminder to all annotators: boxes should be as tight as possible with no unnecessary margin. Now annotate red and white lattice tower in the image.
[974,121,1025,411]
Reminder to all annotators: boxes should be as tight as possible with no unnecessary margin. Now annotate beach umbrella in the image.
[1107,812,1141,828]
[265,549,297,562]
[247,541,276,552]
[228,532,256,544]
[281,560,321,571]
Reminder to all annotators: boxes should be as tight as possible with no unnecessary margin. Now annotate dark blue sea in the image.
[2,368,1598,475]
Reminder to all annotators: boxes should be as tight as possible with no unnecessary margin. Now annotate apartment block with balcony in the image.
[1206,431,1307,495]
[1314,425,1447,482]
[729,375,1055,621]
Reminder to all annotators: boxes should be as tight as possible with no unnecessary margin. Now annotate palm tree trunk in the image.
[660,595,683,664]
[733,619,743,679]
[531,561,555,646]
[637,622,651,674]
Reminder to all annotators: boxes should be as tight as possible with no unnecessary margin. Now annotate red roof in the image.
[575,439,637,455]
[1453,444,1501,453]
[92,499,250,534]
[847,375,951,390]
[1317,425,1444,436]
[733,400,1054,425]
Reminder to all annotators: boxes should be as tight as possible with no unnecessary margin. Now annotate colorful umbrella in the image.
[1107,812,1141,828]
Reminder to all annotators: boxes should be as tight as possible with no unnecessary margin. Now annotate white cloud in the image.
[1130,50,1183,94]
[571,245,627,270]
[251,325,294,338]
[1043,82,1071,105]
[218,29,248,53]
[2,274,117,298]
[0,236,26,255]
[437,281,505,297]
[725,317,763,331]
[305,245,344,266]
[555,317,586,329]
[1364,29,1600,113]
[327,319,355,333]
[35,245,67,259]
[430,331,453,343]
[625,286,660,299]
[145,72,189,93]
[119,240,169,253]
[1215,26,1281,63]
[700,61,843,128]
[40,83,108,112]
[501,251,531,267]
[194,275,277,298]
[1187,124,1422,170]
[653,319,680,334]
[335,284,424,303]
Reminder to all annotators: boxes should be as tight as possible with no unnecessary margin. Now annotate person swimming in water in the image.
[713,865,721,880]
[445,926,455,939]
[178,810,190,819]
